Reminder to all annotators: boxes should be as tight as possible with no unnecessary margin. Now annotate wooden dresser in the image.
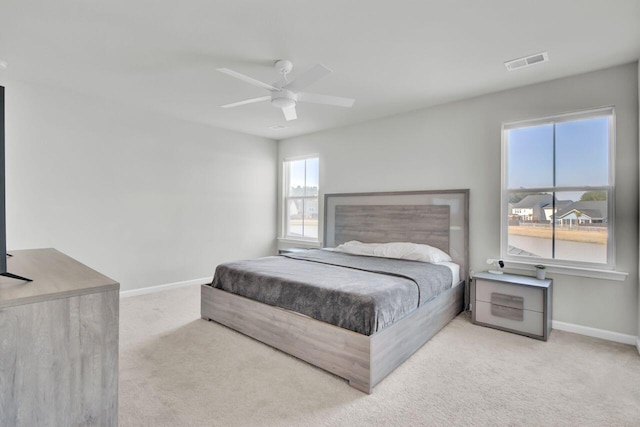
[0,248,119,426]
[471,271,552,341]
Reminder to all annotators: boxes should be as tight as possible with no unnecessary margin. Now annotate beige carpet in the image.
[119,285,640,427]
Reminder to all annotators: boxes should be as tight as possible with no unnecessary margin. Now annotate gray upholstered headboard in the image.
[324,189,469,283]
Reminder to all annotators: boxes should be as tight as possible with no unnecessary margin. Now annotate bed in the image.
[201,189,469,393]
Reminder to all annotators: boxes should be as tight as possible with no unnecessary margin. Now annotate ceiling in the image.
[0,0,639,139]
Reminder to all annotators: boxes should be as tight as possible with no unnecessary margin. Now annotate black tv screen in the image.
[0,85,31,281]
[1,85,7,274]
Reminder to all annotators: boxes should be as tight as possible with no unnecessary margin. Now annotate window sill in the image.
[277,237,322,248]
[505,260,627,282]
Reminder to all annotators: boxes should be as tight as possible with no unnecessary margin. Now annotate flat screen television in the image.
[0,85,31,281]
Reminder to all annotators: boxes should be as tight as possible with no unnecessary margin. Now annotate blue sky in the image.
[289,157,319,192]
[508,117,609,189]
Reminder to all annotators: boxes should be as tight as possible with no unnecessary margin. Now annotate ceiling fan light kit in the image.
[218,59,354,121]
[270,90,296,109]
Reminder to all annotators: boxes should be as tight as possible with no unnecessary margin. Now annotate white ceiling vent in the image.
[504,52,549,71]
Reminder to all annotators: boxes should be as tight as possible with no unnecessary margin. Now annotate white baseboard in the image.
[636,337,640,355]
[552,320,637,346]
[120,277,211,298]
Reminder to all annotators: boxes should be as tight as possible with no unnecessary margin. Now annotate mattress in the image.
[210,249,454,335]
[439,261,461,287]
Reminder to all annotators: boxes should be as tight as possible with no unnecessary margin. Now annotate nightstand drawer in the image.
[475,278,544,313]
[474,301,544,337]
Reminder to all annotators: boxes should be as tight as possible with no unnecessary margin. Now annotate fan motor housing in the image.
[271,89,297,109]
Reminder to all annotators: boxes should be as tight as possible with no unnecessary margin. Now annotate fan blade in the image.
[221,96,270,108]
[284,64,332,92]
[297,92,355,107]
[282,105,297,121]
[217,68,280,91]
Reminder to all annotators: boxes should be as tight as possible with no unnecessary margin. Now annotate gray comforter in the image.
[210,249,453,335]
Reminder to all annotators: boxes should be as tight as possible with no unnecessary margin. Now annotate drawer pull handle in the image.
[491,304,524,321]
[491,292,524,310]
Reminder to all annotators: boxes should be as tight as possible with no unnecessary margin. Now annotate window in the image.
[501,107,614,269]
[284,156,319,240]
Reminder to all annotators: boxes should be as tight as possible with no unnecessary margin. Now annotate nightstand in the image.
[471,271,552,341]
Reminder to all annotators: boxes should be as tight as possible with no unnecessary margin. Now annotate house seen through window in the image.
[502,107,614,268]
[284,157,319,240]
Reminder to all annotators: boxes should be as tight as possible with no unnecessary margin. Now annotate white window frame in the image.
[500,106,624,279]
[282,155,320,242]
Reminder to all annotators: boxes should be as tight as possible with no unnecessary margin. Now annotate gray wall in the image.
[279,63,639,336]
[5,80,277,292]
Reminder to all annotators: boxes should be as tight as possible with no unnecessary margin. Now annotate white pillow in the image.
[334,241,452,263]
[333,240,376,256]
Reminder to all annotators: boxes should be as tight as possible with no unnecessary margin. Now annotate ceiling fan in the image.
[217,59,355,121]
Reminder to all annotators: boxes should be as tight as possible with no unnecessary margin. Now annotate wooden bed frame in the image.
[201,189,469,393]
